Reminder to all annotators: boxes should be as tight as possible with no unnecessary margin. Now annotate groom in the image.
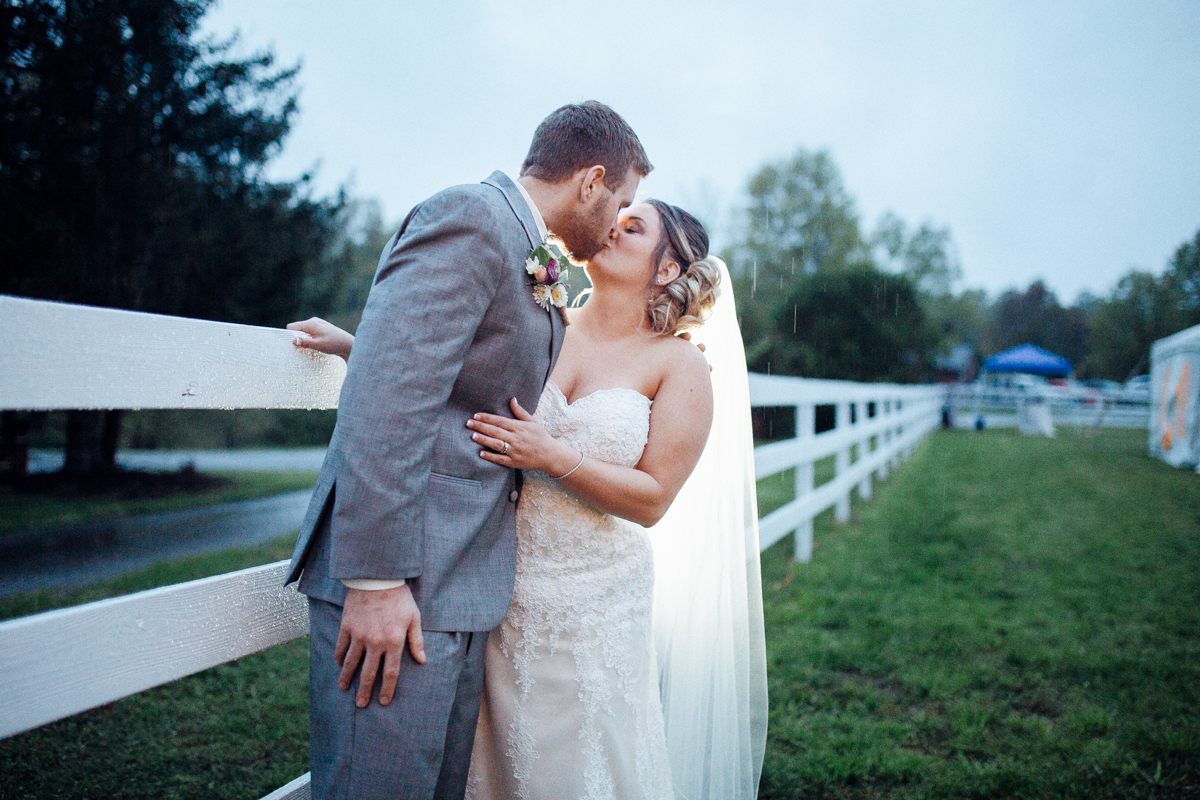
[286,102,652,800]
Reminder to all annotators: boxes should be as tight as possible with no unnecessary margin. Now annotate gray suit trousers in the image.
[308,598,488,800]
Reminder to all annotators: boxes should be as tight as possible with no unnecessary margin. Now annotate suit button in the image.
[509,490,520,503]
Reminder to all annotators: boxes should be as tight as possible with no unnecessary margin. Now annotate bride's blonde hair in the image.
[645,200,721,335]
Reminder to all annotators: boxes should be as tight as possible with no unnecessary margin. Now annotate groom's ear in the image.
[578,165,607,203]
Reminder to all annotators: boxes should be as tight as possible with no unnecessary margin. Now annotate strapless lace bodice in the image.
[538,380,651,467]
[467,381,673,800]
[518,380,652,574]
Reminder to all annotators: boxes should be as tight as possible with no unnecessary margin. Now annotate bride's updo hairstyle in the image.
[645,200,722,335]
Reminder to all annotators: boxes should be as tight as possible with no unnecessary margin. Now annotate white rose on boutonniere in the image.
[525,237,573,310]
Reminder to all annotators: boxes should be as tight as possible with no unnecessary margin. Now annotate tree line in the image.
[1,0,366,475]
[723,148,1200,385]
[3,0,1197,478]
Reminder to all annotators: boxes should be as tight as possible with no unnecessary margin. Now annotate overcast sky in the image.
[201,0,1200,302]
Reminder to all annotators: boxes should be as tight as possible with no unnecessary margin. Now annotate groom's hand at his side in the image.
[335,585,426,707]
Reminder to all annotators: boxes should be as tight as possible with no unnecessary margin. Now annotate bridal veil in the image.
[646,257,768,799]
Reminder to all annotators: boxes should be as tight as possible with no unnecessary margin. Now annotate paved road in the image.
[27,448,328,474]
[0,490,313,598]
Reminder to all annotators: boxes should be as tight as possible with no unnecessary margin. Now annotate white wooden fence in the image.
[0,296,946,797]
[0,296,342,800]
[749,374,946,561]
[948,383,1150,430]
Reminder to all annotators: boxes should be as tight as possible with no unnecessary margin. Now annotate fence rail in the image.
[0,295,345,411]
[748,374,946,560]
[0,562,306,739]
[947,383,1150,430]
[0,296,946,799]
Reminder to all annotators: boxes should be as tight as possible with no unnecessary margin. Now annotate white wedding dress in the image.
[468,258,767,800]
[465,379,674,800]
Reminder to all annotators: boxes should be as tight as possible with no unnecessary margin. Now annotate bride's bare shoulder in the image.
[652,334,712,386]
[643,334,713,427]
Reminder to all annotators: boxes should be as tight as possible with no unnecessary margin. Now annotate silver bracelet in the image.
[553,452,585,480]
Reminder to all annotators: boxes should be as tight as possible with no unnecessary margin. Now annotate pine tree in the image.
[1,0,349,473]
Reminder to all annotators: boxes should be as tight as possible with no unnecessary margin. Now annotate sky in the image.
[200,0,1200,302]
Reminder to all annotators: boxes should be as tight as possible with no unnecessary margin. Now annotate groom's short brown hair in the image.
[520,102,652,189]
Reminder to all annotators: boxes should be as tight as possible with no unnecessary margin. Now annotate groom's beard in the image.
[554,201,612,262]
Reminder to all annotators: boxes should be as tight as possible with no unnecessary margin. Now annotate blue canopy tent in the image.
[966,344,1072,432]
[982,343,1073,378]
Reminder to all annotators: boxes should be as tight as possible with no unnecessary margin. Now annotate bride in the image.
[291,200,767,800]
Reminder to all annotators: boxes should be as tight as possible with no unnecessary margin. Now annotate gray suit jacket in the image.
[287,171,564,632]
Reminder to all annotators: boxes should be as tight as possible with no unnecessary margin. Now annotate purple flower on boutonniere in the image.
[525,237,573,310]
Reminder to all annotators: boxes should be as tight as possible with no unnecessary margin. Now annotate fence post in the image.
[794,402,815,562]
[877,398,891,481]
[857,400,873,501]
[835,400,851,523]
[894,399,904,464]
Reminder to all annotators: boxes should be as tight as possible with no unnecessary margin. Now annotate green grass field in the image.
[0,470,319,536]
[759,428,1200,799]
[1,429,1197,799]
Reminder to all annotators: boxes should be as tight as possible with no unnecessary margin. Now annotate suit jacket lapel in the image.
[545,300,565,383]
[483,171,540,251]
[482,170,565,384]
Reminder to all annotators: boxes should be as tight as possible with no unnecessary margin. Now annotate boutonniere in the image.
[525,237,572,311]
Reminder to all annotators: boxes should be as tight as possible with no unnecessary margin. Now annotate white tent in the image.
[1149,324,1200,469]
[1017,384,1056,438]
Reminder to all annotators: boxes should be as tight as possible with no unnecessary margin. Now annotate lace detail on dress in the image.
[467,381,673,800]
[538,381,651,469]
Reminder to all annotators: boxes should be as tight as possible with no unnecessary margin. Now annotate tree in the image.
[319,198,396,335]
[1,0,348,474]
[1164,227,1200,327]
[923,288,989,363]
[871,212,977,365]
[1087,271,1187,380]
[728,149,873,304]
[728,149,878,371]
[988,281,1088,370]
[871,213,962,297]
[751,268,930,383]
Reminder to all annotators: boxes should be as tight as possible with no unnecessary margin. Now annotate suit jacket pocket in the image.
[429,470,483,489]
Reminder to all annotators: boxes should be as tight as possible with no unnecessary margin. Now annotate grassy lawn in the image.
[1,428,1196,798]
[759,428,1200,799]
[0,470,319,536]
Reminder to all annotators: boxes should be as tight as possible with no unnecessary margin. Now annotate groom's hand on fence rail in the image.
[336,585,426,707]
[288,317,355,362]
